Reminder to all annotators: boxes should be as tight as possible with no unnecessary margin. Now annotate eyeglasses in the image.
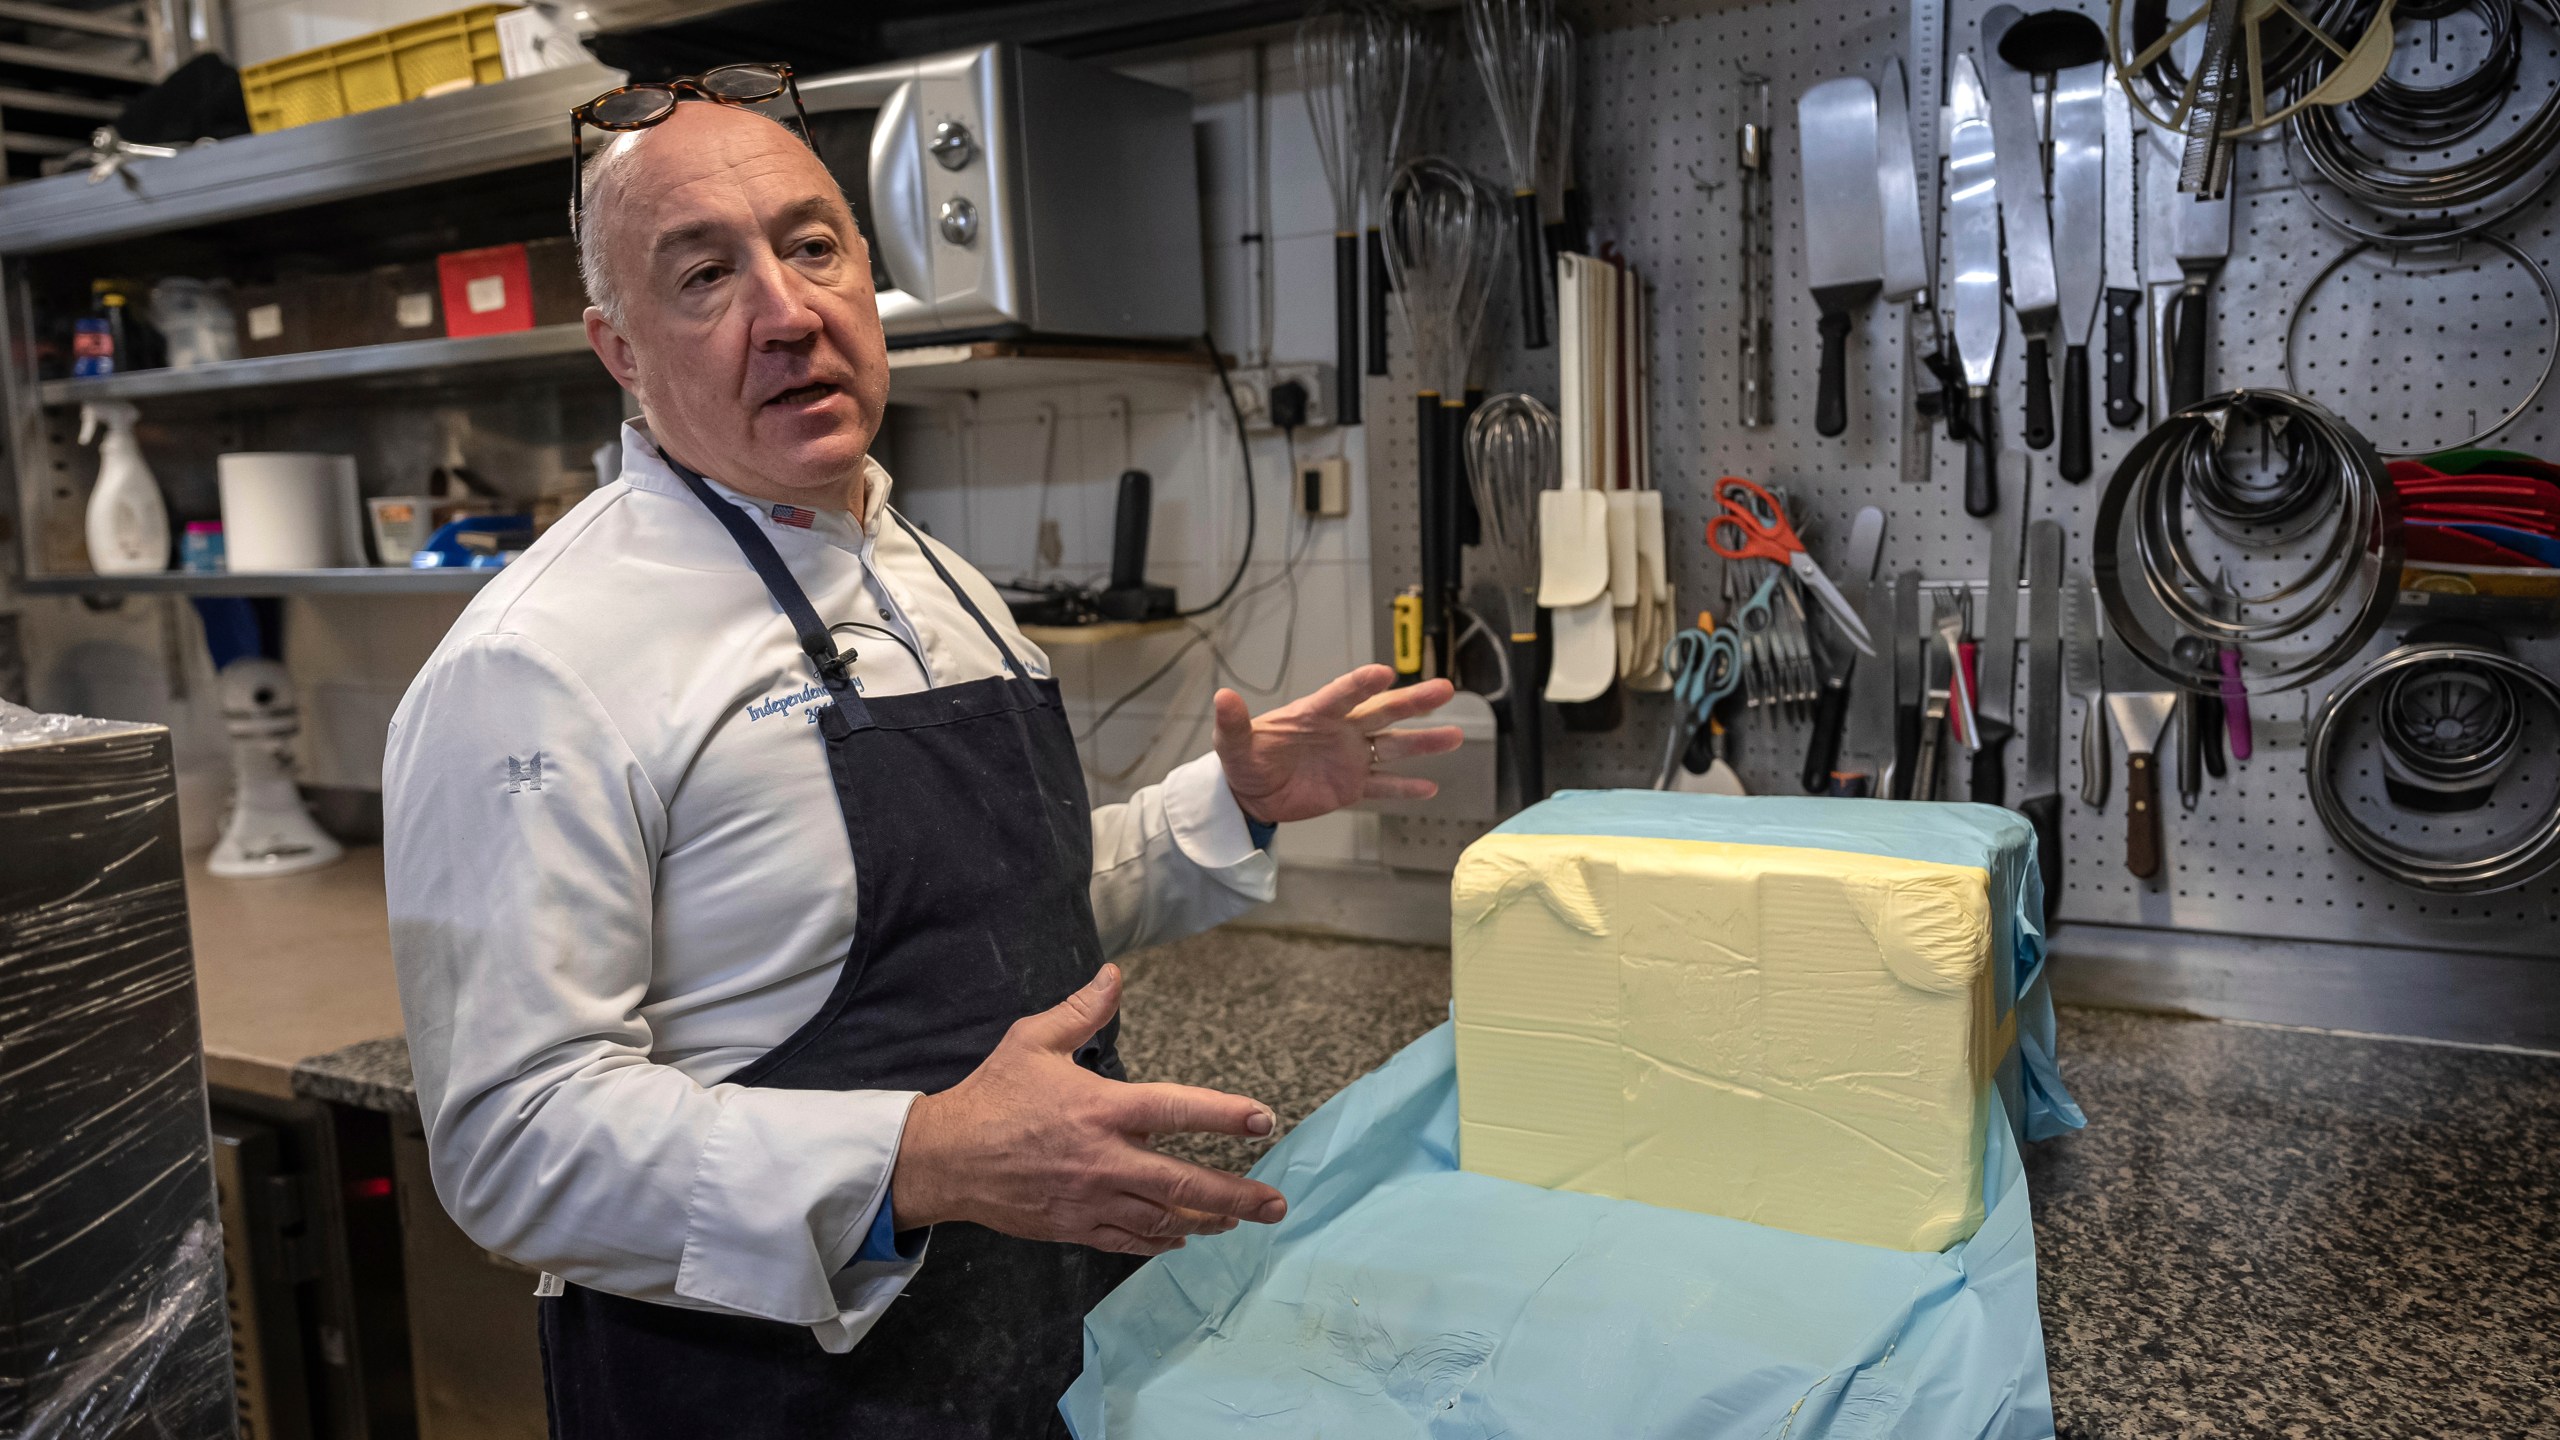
[568,63,820,231]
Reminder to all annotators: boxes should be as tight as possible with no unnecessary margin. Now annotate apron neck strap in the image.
[883,508,1030,680]
[661,452,853,695]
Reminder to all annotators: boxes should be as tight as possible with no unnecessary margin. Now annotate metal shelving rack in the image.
[0,66,1223,597]
[0,0,212,180]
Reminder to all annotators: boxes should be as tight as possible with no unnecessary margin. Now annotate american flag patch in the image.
[770,504,817,529]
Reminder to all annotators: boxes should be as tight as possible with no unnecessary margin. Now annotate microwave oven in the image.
[796,44,1205,343]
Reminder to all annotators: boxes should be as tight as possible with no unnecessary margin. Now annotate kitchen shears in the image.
[1704,475,1877,656]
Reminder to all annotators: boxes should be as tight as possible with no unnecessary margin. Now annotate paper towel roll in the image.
[218,453,361,570]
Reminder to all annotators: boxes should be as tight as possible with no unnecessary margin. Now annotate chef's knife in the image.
[2167,147,2233,412]
[1948,57,2002,517]
[2068,572,2110,806]
[1797,78,1888,439]
[2050,62,2106,483]
[2100,72,2143,430]
[1876,61,1930,309]
[1978,8,2060,452]
[1803,505,1885,792]
[1845,508,1899,783]
[1971,449,2029,805]
[1891,568,1923,798]
[2023,519,2064,929]
[1878,61,1945,490]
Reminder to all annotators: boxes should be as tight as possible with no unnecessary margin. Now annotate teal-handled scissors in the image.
[1704,475,1876,656]
[1659,622,1744,788]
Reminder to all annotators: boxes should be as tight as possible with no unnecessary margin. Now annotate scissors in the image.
[1704,476,1876,656]
[1659,620,1744,788]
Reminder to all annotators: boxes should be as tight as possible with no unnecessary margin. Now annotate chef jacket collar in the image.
[616,419,895,556]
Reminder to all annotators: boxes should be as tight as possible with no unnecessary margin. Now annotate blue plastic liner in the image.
[1065,794,2082,1438]
[1064,1027,2052,1439]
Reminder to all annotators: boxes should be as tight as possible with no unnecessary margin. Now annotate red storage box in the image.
[437,243,534,337]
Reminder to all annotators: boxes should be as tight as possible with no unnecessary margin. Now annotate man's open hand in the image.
[1213,664,1467,826]
[889,965,1288,1256]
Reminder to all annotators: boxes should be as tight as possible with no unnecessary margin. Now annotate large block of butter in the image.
[1453,793,2023,1252]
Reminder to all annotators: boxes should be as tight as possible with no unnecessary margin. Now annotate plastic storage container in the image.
[239,4,514,135]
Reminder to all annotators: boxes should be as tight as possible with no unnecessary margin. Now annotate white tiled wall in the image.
[882,42,1388,868]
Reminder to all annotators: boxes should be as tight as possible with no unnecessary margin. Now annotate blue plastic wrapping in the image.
[1066,1027,2051,1439]
[1066,794,2082,1437]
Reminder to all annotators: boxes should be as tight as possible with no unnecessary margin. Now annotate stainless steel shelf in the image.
[14,568,499,597]
[36,332,1215,408]
[0,63,619,255]
[38,324,602,406]
[882,340,1215,397]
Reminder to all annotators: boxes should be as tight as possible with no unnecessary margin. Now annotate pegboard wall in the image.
[1363,0,2560,957]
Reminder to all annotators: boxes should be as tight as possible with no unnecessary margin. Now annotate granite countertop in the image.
[289,929,2560,1436]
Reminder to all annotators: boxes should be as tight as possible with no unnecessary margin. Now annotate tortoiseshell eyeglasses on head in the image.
[568,62,820,230]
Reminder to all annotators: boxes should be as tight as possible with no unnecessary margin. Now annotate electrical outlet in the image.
[1228,363,1334,432]
[1298,455,1350,517]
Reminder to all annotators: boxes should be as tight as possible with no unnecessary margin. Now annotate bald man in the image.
[382,81,1461,1438]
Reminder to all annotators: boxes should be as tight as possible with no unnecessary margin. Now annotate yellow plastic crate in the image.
[241,5,516,135]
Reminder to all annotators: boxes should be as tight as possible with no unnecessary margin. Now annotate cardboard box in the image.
[526,235,590,327]
[366,261,445,344]
[235,273,369,357]
[437,243,535,337]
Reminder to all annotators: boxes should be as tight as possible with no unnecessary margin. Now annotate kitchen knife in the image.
[1876,61,1930,308]
[1971,449,2029,805]
[2068,572,2109,806]
[2141,129,2186,422]
[2100,71,2143,430]
[1803,505,1885,792]
[1978,7,2060,452]
[1797,78,1888,439]
[2050,62,2106,483]
[1845,508,1898,783]
[1891,568,1923,798]
[1877,61,1942,490]
[2167,144,2233,412]
[2107,686,2176,878]
[1948,56,2002,518]
[2023,519,2064,928]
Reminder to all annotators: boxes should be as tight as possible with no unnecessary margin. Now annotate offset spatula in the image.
[1978,7,2061,452]
[1948,57,2003,517]
[2105,680,2177,878]
[2049,62,2107,482]
[2168,152,2233,411]
[1797,77,1887,439]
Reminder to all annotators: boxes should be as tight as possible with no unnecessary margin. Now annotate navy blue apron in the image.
[535,460,1136,1438]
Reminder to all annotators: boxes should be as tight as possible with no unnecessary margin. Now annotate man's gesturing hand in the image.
[1214,663,1467,826]
[888,964,1288,1256]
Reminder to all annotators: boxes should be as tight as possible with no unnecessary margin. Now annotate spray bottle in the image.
[80,400,169,574]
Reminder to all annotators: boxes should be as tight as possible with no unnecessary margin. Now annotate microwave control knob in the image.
[938,197,979,246]
[929,121,976,171]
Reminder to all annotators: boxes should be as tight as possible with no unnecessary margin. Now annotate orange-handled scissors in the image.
[1703,476,1876,656]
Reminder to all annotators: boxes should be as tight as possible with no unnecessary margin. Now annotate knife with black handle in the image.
[2050,62,2105,480]
[2100,72,2144,430]
[2022,520,2065,931]
[1798,79,1888,439]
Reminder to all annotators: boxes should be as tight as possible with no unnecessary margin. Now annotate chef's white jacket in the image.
[383,422,1276,1353]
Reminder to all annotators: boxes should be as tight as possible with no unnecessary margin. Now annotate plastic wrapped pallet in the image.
[1065,794,2080,1438]
[0,702,234,1440]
